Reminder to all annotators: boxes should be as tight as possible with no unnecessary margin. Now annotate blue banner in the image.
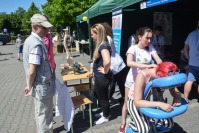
[112,7,123,54]
[141,0,177,9]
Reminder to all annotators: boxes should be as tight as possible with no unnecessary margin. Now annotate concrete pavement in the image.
[0,43,199,133]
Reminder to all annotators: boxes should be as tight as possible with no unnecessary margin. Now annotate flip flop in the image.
[186,99,190,104]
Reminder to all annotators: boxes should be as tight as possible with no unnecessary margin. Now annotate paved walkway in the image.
[0,43,199,133]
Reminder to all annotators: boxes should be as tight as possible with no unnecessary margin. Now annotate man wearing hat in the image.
[23,14,55,133]
[16,34,23,60]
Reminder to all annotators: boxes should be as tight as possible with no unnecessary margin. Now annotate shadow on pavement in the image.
[0,53,13,55]
[168,122,187,133]
[53,125,66,133]
[0,58,9,61]
[72,54,80,58]
[68,90,123,133]
[0,43,15,46]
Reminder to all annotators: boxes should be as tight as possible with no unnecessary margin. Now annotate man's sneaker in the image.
[95,116,109,125]
[95,112,103,118]
[119,124,125,133]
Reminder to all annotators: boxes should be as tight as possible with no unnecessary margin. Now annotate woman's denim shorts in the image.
[188,65,199,83]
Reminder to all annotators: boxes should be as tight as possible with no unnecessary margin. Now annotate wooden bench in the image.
[74,83,99,110]
[71,95,93,133]
[74,84,93,96]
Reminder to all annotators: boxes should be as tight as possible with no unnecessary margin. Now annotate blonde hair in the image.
[91,23,108,60]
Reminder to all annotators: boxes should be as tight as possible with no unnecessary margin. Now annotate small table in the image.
[61,62,91,86]
[60,62,93,127]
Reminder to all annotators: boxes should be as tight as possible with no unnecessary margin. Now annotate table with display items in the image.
[60,62,93,128]
[61,62,91,85]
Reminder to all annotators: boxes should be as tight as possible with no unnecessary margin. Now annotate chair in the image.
[74,84,93,97]
[126,73,188,133]
[70,95,93,133]
[74,81,99,109]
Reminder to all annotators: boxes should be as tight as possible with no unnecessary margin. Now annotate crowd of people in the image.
[21,13,198,133]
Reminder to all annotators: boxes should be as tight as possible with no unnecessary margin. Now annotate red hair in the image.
[156,62,178,77]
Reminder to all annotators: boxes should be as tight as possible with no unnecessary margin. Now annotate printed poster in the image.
[112,7,122,54]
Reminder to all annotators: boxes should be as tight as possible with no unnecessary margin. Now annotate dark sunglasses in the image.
[38,25,49,30]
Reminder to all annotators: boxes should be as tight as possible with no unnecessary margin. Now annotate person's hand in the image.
[149,64,157,68]
[53,68,56,78]
[87,72,93,78]
[169,88,182,106]
[172,92,182,106]
[98,66,106,74]
[24,86,31,96]
[54,63,57,69]
[159,102,173,112]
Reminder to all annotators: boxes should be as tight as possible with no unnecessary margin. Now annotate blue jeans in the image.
[188,65,199,83]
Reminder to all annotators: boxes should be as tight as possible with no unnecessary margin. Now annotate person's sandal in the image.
[185,99,190,104]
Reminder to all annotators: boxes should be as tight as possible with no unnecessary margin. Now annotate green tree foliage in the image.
[0,13,11,33]
[42,0,97,29]
[8,7,26,34]
[0,2,40,34]
[22,2,41,32]
[0,0,97,34]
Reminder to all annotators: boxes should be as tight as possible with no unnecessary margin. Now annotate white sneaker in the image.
[95,116,109,125]
[95,112,103,118]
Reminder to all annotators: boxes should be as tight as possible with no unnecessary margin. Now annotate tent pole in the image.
[87,10,92,62]
[88,21,92,61]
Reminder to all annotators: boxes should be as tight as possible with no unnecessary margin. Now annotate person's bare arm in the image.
[169,87,181,106]
[98,49,111,74]
[87,67,93,78]
[126,53,157,69]
[24,64,37,96]
[184,44,189,60]
[152,52,162,64]
[133,70,173,112]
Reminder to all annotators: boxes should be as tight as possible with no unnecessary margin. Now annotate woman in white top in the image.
[119,27,162,133]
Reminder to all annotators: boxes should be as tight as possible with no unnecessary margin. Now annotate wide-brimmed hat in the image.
[30,14,53,28]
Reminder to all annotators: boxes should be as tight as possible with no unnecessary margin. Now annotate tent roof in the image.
[76,0,106,22]
[76,0,142,22]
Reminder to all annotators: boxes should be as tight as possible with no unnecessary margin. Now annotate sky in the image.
[0,0,47,14]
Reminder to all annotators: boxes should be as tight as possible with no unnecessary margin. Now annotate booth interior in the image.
[77,14,112,57]
[76,0,199,64]
[121,0,199,64]
[77,22,91,55]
